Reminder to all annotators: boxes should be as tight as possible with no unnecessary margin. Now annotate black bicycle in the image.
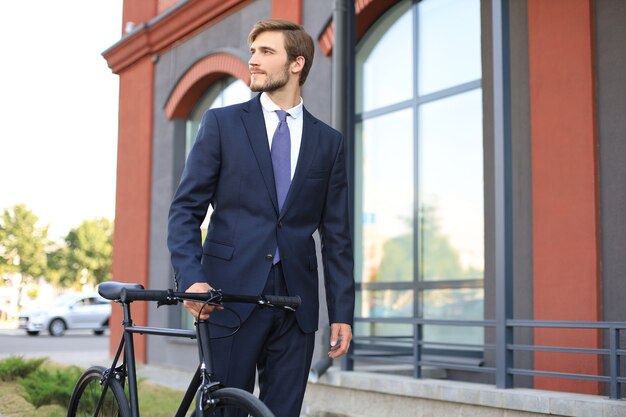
[66,281,301,417]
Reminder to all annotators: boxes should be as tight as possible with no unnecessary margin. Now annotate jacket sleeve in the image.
[167,110,221,292]
[319,132,356,326]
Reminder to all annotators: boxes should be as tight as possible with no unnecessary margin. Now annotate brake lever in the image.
[156,289,179,307]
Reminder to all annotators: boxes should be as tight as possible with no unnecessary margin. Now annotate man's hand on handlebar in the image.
[184,282,223,320]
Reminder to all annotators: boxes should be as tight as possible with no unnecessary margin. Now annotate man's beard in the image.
[250,63,290,92]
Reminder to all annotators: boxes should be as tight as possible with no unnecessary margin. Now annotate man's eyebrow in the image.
[250,45,277,53]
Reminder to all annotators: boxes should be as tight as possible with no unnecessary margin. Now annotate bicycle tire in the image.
[190,387,275,417]
[67,366,130,417]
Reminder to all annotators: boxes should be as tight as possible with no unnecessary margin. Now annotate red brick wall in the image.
[110,56,154,362]
[528,0,601,394]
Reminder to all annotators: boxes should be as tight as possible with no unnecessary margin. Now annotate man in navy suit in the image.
[167,18,355,416]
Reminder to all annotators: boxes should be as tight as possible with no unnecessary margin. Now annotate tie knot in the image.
[275,110,288,123]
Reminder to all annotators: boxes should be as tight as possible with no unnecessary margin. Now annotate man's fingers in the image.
[183,282,222,319]
[184,300,215,319]
[328,323,352,359]
[329,328,340,348]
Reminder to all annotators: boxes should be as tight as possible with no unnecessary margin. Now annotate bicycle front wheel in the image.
[67,366,130,417]
[191,387,274,417]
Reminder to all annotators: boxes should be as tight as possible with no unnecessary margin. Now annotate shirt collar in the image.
[260,92,303,119]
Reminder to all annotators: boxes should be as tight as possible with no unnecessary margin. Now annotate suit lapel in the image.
[279,109,319,219]
[241,96,280,214]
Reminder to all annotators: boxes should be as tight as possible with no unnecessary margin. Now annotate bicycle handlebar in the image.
[117,287,301,310]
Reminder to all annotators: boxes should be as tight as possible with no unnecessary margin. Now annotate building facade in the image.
[103,0,626,407]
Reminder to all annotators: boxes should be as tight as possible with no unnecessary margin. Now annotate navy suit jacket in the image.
[167,94,355,333]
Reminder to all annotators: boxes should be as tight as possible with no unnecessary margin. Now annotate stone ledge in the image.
[311,368,626,417]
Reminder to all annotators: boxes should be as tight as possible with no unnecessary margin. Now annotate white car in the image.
[18,293,111,336]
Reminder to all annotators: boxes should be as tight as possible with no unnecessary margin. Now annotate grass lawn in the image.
[0,360,186,417]
[135,380,190,416]
[0,380,67,417]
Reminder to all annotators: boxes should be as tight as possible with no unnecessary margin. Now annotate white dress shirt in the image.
[260,92,303,180]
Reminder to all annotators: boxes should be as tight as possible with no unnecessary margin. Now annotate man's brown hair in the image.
[248,19,315,86]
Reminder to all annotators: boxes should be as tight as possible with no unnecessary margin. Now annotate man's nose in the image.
[248,53,258,67]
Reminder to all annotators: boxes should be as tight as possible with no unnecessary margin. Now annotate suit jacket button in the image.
[278,221,283,228]
[265,254,274,261]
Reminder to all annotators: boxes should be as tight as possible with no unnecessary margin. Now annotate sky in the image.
[0,1,123,240]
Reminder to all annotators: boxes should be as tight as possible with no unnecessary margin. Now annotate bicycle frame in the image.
[104,300,216,417]
[87,282,299,417]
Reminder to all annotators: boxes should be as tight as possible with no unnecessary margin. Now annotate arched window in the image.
[354,0,484,353]
[185,76,251,156]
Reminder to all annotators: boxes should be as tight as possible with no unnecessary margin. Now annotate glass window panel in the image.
[186,121,200,158]
[418,89,484,280]
[185,77,250,157]
[355,109,414,285]
[422,288,483,320]
[423,324,483,348]
[356,1,413,113]
[186,84,220,156]
[357,289,413,318]
[354,319,413,341]
[220,78,252,107]
[353,0,485,357]
[418,0,481,95]
[422,288,484,346]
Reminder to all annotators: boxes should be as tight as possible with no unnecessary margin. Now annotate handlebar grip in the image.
[120,288,174,304]
[262,294,301,309]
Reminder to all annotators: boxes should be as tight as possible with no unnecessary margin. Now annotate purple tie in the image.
[271,110,291,263]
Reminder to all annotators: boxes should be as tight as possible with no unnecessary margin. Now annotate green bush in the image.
[0,356,47,381]
[19,366,83,408]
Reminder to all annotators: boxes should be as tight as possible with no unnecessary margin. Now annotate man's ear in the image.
[290,56,305,75]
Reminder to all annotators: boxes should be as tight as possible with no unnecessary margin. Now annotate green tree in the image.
[46,244,72,288]
[377,205,483,282]
[378,205,467,282]
[49,218,113,289]
[0,204,49,308]
[371,205,481,320]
